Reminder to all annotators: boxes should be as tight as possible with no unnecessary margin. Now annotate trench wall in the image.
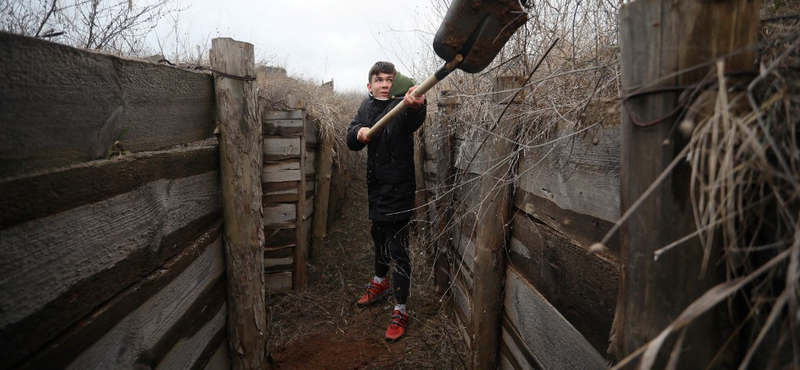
[0,32,227,370]
[421,91,621,369]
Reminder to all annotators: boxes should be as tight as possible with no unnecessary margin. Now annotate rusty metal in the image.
[433,0,529,73]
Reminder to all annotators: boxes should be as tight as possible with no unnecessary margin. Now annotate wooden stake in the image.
[471,76,521,370]
[210,37,266,370]
[613,1,759,368]
[311,130,333,259]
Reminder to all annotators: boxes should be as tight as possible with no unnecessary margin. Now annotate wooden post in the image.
[294,111,308,289]
[433,90,459,296]
[613,0,759,368]
[210,37,266,370]
[471,76,521,370]
[311,130,333,259]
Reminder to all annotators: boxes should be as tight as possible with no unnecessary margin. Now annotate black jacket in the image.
[346,96,426,221]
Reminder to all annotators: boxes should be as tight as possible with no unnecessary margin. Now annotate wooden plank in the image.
[516,121,620,224]
[305,119,319,148]
[262,161,302,183]
[264,246,294,271]
[264,203,296,226]
[0,144,218,231]
[263,180,299,194]
[305,150,316,175]
[509,211,618,353]
[500,316,544,370]
[514,189,620,254]
[262,109,304,137]
[263,137,301,161]
[61,238,226,370]
[153,303,227,370]
[265,272,293,292]
[9,223,223,370]
[262,110,304,121]
[0,32,215,178]
[264,228,297,249]
[210,37,265,370]
[202,341,230,370]
[0,173,222,368]
[294,124,309,290]
[504,268,607,370]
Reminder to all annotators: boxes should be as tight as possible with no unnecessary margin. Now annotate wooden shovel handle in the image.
[364,55,462,140]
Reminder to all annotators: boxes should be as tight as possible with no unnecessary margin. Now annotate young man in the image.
[346,61,426,342]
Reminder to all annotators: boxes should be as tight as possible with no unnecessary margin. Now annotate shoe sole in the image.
[355,290,389,308]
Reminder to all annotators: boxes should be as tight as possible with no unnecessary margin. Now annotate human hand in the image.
[357,127,371,143]
[403,85,425,110]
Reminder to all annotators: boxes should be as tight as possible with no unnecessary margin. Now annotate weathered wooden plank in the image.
[10,223,223,370]
[311,135,333,259]
[0,173,222,368]
[153,303,226,370]
[0,145,218,231]
[62,237,226,370]
[265,228,297,249]
[263,137,301,161]
[305,120,319,148]
[294,128,309,290]
[0,32,215,178]
[514,188,620,254]
[262,161,301,183]
[263,180,299,194]
[500,316,544,370]
[262,110,304,121]
[504,268,607,370]
[264,203,296,226]
[509,211,618,353]
[264,246,294,272]
[265,272,293,292]
[515,121,620,224]
[305,150,316,175]
[203,341,230,370]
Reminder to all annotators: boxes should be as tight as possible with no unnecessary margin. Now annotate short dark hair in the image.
[368,61,396,83]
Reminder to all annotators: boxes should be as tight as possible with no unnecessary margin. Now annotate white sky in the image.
[152,0,444,93]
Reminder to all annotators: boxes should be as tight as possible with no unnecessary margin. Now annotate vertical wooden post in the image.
[311,130,333,259]
[295,111,308,290]
[433,90,459,296]
[471,76,521,370]
[613,0,759,368]
[210,37,266,370]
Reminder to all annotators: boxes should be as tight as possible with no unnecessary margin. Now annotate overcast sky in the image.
[153,0,444,93]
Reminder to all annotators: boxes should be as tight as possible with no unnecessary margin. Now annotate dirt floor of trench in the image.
[265,175,468,370]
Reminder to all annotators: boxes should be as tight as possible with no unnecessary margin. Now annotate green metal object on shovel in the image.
[364,0,528,139]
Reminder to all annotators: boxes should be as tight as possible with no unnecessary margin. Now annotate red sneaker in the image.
[385,309,408,342]
[356,279,390,307]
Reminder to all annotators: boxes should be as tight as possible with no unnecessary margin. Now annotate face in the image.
[367,72,394,100]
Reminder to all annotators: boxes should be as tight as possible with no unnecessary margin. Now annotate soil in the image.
[265,175,468,370]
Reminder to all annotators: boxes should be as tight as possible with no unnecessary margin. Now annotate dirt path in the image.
[266,176,467,370]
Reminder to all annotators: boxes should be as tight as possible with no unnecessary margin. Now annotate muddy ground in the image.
[265,175,468,370]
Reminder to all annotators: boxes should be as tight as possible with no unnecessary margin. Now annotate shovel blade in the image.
[433,0,528,73]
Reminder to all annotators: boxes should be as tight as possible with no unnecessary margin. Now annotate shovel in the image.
[364,0,529,139]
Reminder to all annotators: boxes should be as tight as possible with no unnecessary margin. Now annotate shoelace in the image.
[390,313,407,328]
[365,282,383,298]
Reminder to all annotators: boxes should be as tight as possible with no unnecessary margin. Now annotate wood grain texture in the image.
[155,304,227,370]
[263,137,301,161]
[0,32,215,178]
[64,238,226,370]
[0,172,221,368]
[514,189,620,254]
[262,161,302,183]
[211,37,266,370]
[613,0,759,366]
[509,211,618,353]
[504,268,607,370]
[0,145,219,231]
[311,135,333,259]
[515,121,620,224]
[202,341,230,370]
[10,223,223,370]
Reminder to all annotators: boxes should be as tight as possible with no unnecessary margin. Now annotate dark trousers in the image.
[371,219,411,304]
